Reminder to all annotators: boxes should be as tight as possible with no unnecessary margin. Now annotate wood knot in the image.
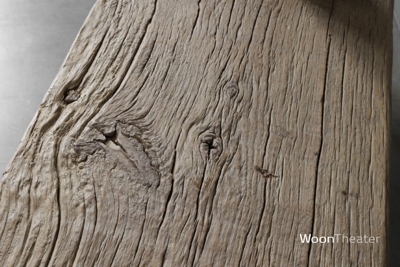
[64,90,80,104]
[224,82,239,98]
[94,122,117,138]
[200,133,222,161]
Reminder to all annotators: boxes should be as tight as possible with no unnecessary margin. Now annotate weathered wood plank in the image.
[0,0,392,266]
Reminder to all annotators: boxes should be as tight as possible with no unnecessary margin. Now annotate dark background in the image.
[391,1,400,265]
[0,0,399,265]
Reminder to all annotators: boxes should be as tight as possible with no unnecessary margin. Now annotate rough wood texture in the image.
[0,0,392,266]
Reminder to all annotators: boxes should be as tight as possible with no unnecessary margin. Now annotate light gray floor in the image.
[0,0,399,265]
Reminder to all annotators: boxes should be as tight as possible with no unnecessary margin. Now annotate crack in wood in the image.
[0,0,391,265]
[254,166,279,179]
[64,90,81,104]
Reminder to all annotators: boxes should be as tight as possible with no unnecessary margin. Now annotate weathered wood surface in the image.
[0,0,392,266]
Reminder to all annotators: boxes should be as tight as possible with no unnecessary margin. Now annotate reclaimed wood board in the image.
[0,0,393,266]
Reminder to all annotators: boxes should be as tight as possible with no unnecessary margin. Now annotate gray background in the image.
[0,0,97,170]
[0,0,399,265]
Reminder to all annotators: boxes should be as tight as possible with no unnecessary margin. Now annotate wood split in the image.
[255,166,279,179]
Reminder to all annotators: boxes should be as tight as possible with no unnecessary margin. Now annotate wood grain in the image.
[0,0,392,266]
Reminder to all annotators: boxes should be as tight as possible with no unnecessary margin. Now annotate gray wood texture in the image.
[0,0,393,266]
